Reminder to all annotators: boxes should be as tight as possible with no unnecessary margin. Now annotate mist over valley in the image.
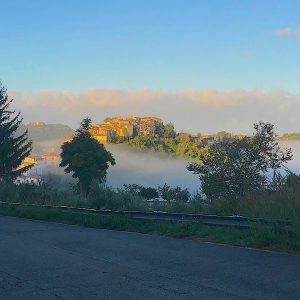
[28,135,300,193]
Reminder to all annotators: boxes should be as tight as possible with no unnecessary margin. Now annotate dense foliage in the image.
[126,121,204,158]
[188,122,293,201]
[123,184,159,200]
[125,122,244,159]
[154,121,176,138]
[1,172,300,221]
[0,83,32,181]
[128,134,209,158]
[60,118,115,195]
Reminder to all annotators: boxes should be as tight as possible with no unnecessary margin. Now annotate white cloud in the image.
[8,88,300,134]
[274,28,300,38]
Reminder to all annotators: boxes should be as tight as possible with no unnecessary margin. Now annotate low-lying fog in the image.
[29,141,300,192]
[279,141,300,174]
[107,142,300,191]
[105,144,199,191]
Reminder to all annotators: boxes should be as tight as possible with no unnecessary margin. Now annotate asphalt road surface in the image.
[0,216,299,299]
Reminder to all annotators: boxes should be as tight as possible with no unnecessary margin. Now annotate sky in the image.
[1,0,300,133]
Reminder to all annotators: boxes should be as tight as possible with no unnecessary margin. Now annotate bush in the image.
[1,172,300,222]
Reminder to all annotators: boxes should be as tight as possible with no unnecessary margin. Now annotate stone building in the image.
[89,116,161,143]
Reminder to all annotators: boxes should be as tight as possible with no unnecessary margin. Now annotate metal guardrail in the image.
[0,201,295,229]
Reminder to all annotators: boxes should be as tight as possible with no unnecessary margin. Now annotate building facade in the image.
[89,116,161,143]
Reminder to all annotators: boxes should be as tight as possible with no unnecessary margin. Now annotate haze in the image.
[29,140,300,192]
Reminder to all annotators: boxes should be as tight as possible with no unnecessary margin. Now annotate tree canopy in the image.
[187,122,293,200]
[128,133,208,159]
[60,118,115,195]
[0,83,32,181]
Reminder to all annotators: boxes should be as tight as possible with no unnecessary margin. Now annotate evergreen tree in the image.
[60,118,116,195]
[0,83,32,181]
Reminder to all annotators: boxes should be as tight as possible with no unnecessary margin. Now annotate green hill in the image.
[19,123,74,142]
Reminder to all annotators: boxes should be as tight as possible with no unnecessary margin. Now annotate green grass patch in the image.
[0,204,299,254]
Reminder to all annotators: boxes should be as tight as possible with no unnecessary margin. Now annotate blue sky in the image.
[2,1,300,133]
[1,0,300,92]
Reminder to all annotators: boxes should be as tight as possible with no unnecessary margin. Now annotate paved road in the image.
[0,216,299,299]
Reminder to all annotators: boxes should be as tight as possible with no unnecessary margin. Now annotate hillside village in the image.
[16,151,60,185]
[88,116,245,145]
[89,116,161,143]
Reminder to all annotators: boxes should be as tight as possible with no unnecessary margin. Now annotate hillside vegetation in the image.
[18,123,74,142]
[127,134,210,158]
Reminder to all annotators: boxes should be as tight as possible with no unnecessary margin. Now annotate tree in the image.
[176,133,190,143]
[0,83,32,181]
[123,184,159,199]
[155,122,176,138]
[164,123,176,138]
[60,118,115,195]
[155,121,165,138]
[140,186,159,200]
[158,184,190,204]
[187,122,292,200]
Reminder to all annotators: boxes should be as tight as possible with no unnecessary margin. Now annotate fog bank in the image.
[29,141,300,192]
[106,144,199,192]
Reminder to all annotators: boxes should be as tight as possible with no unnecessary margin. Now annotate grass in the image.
[0,204,299,254]
[1,180,300,221]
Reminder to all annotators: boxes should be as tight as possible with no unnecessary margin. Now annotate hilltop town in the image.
[88,116,245,146]
[89,116,162,143]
